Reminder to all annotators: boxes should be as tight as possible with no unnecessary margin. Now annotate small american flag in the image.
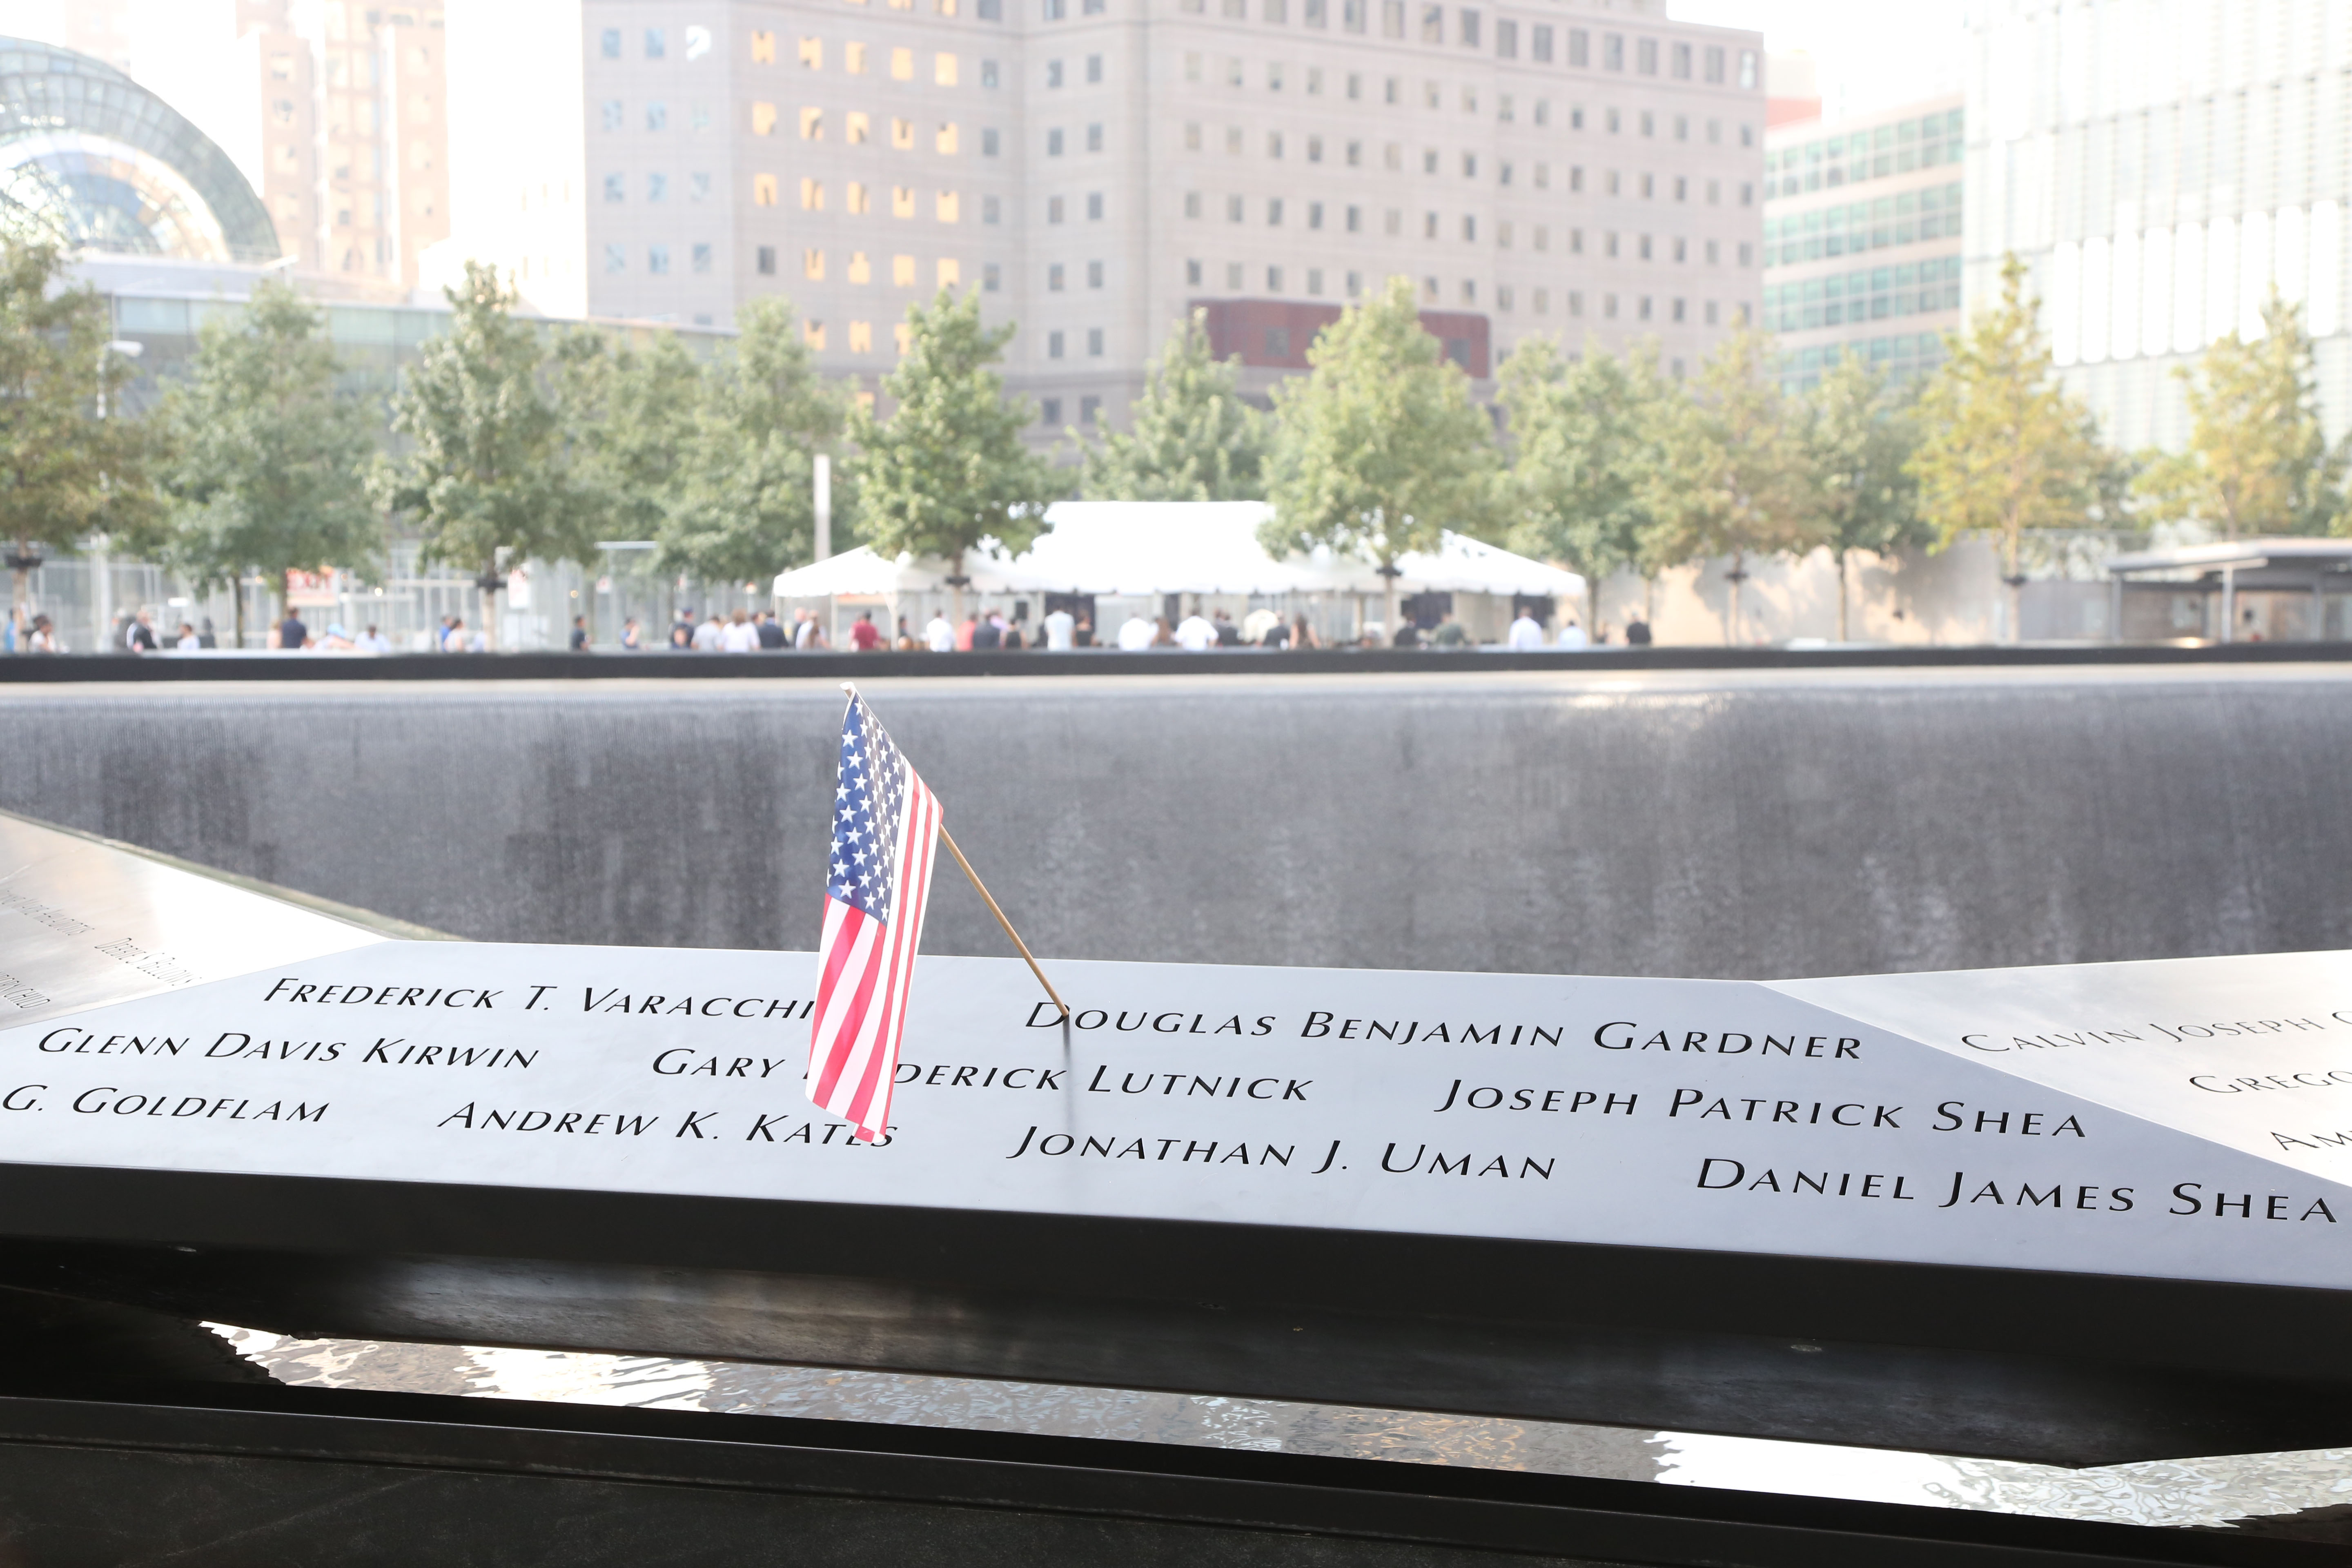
[808,690,942,1143]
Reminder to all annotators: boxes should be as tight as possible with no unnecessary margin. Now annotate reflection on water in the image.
[214,1326,2351,1539]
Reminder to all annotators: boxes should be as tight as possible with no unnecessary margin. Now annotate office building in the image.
[443,0,1765,432]
[128,0,452,294]
[1762,93,1964,393]
[1966,1,2352,449]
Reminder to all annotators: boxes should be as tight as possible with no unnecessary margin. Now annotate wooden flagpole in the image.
[841,683,1069,1020]
[939,826,1070,1021]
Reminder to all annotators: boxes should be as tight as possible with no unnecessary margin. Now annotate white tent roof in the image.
[773,502,1585,601]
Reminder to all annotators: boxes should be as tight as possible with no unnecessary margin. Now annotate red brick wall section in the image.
[1191,300,1490,379]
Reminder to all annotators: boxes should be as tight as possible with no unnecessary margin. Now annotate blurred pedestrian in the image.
[1290,614,1319,649]
[126,610,158,653]
[1258,616,1290,649]
[971,612,1002,650]
[955,612,979,651]
[1624,615,1653,646]
[277,608,310,650]
[1042,604,1075,650]
[197,617,217,649]
[924,611,955,652]
[1174,608,1218,650]
[1507,608,1545,650]
[1392,619,1421,648]
[620,618,643,650]
[174,621,200,651]
[1073,613,1094,647]
[849,609,883,650]
[722,608,760,652]
[1557,619,1589,650]
[668,616,694,650]
[569,615,590,651]
[693,612,725,651]
[1116,611,1155,650]
[1000,616,1025,651]
[1152,615,1176,648]
[756,610,788,649]
[356,624,390,654]
[1430,612,1468,648]
[25,614,59,652]
[895,615,919,650]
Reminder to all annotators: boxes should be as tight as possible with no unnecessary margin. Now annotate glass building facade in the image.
[1763,98,1964,392]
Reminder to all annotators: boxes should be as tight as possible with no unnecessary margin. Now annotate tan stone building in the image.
[444,0,1764,431]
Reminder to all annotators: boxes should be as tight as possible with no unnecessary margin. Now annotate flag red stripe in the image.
[844,780,937,1139]
[816,916,891,1108]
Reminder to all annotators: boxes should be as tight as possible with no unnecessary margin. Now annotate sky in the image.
[1671,0,1971,120]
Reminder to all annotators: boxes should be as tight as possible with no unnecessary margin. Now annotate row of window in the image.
[1182,58,1752,138]
[1185,126,1747,193]
[1764,258,1963,331]
[765,40,969,81]
[604,242,716,275]
[598,26,715,62]
[752,177,978,221]
[1038,397,1104,428]
[1181,193,1752,256]
[791,319,916,355]
[1170,0,1757,89]
[771,107,987,150]
[1769,109,1963,194]
[751,246,987,292]
[1777,334,1949,395]
[1171,258,1747,324]
[1766,184,1965,265]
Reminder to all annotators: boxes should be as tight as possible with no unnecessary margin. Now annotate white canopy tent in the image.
[773,502,1585,645]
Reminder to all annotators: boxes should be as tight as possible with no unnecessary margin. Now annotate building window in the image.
[1602,33,1622,69]
[892,254,918,286]
[1049,330,1065,358]
[1496,18,1515,57]
[602,28,622,58]
[982,58,1001,87]
[1227,195,1245,222]
[1345,204,1361,232]
[1705,46,1725,84]
[1740,50,1757,89]
[1185,192,1202,218]
[1267,265,1283,291]
[984,195,1002,223]
[603,172,625,202]
[1384,208,1401,235]
[756,245,776,274]
[1346,270,1363,294]
[1532,225,1547,251]
[1087,54,1103,83]
[1050,263,1066,290]
[1704,301,1718,325]
[804,248,824,280]
[801,107,824,140]
[1088,260,1105,287]
[1461,214,1475,241]
[1268,198,1284,225]
[602,100,624,132]
[646,28,666,58]
[1088,327,1104,356]
[1087,123,1104,152]
[799,36,822,69]
[1568,291,1583,316]
[1567,27,1587,66]
[850,321,874,354]
[1308,135,1324,163]
[1639,296,1652,320]
[802,176,825,210]
[1186,259,1203,285]
[1421,4,1442,42]
[1227,262,1244,287]
[937,52,960,86]
[937,191,960,221]
[1087,192,1104,220]
[1041,398,1062,425]
[983,128,1001,156]
[1738,242,1753,267]
[937,123,960,154]
[1048,128,1065,155]
[1080,394,1101,423]
[692,243,712,273]
[1308,201,1324,229]
[647,172,668,202]
[984,262,1002,291]
[1637,37,1656,74]
[848,252,871,284]
[691,172,711,202]
[1672,298,1686,322]
[604,244,625,273]
[1307,267,1323,293]
[1049,196,1065,223]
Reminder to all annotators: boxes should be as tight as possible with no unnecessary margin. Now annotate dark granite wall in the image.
[4,667,2347,979]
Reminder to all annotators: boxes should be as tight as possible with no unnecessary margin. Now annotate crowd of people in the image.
[6,600,1653,655]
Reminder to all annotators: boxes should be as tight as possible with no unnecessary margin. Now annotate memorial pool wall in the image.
[3,664,2348,980]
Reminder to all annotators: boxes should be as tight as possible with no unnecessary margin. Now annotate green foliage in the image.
[660,296,846,583]
[1799,354,1929,641]
[1909,254,2107,577]
[0,238,163,606]
[850,289,1054,562]
[370,261,601,581]
[562,329,703,552]
[1260,276,1500,572]
[2136,290,2349,539]
[161,278,380,604]
[1080,310,1267,500]
[1498,336,1669,579]
[1642,327,1822,582]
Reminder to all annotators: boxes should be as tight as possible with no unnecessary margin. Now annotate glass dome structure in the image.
[0,37,276,264]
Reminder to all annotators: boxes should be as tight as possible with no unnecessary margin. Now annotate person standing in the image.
[1556,619,1590,650]
[620,618,643,650]
[1430,612,1468,648]
[849,610,884,650]
[124,610,158,653]
[1174,608,1218,650]
[356,624,391,654]
[693,612,726,651]
[1211,609,1242,646]
[1624,615,1653,646]
[721,609,761,652]
[197,617,217,649]
[25,614,59,652]
[569,615,590,651]
[1042,605,1075,650]
[970,612,1002,651]
[756,611,788,649]
[278,609,310,650]
[1073,614,1094,648]
[1506,608,1545,650]
[174,621,200,651]
[924,611,956,652]
[668,616,694,650]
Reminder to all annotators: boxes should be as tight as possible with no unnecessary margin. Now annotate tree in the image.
[371,261,600,647]
[2137,290,2349,540]
[850,288,1054,615]
[1909,254,2107,641]
[1261,276,1501,638]
[1801,354,1929,642]
[1080,310,1268,500]
[0,239,162,636]
[563,329,703,558]
[1642,327,1822,645]
[1499,336,1670,618]
[160,278,379,649]
[661,296,845,586]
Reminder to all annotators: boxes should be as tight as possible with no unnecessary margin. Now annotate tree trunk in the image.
[479,565,499,653]
[1383,561,1400,647]
[1837,550,1850,644]
[9,549,27,638]
[234,571,247,651]
[2006,525,2023,646]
